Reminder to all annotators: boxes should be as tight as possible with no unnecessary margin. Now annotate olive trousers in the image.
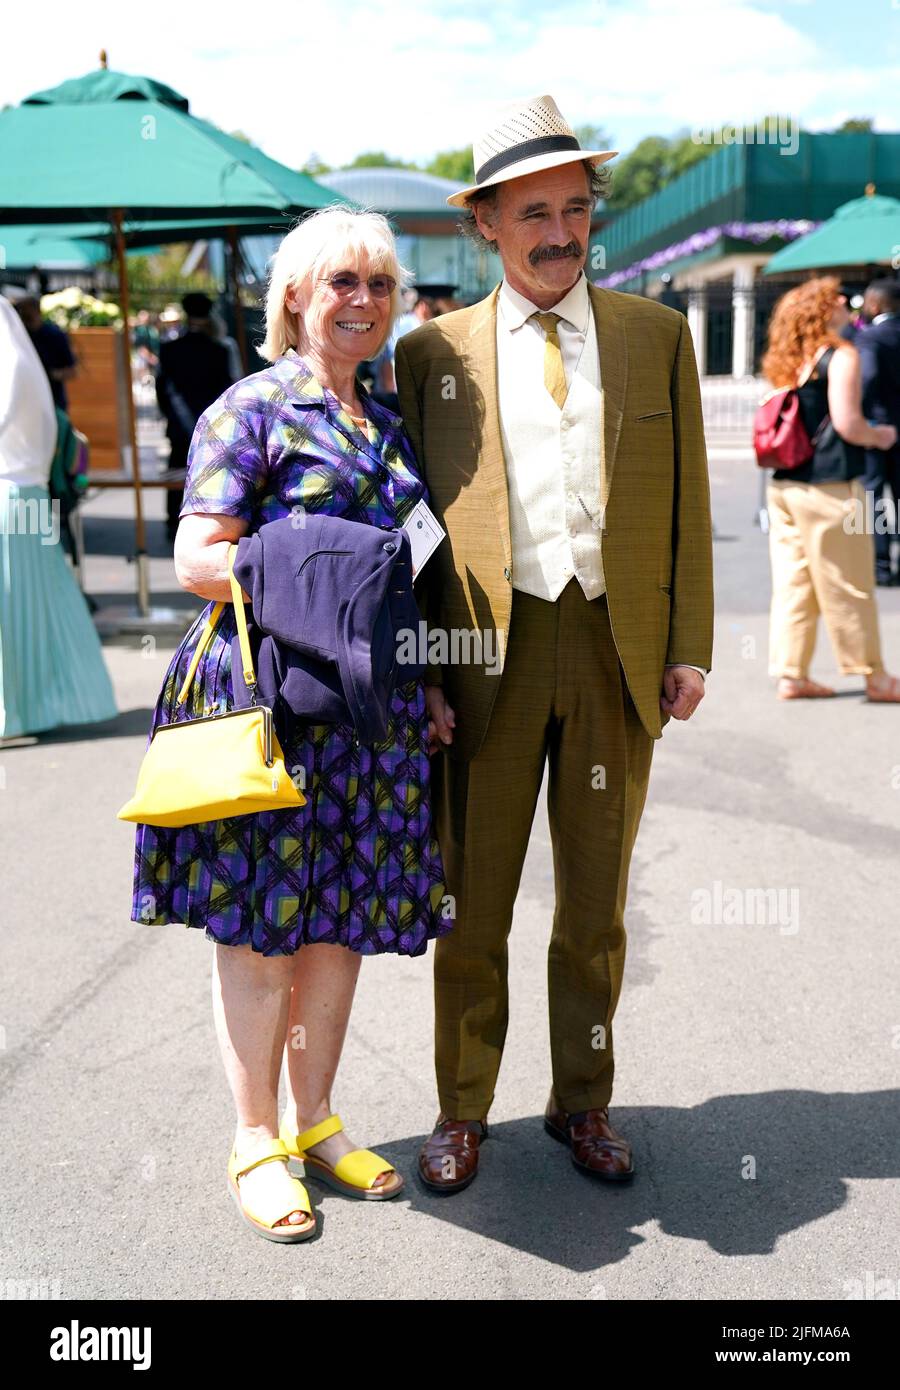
[429,577,655,1120]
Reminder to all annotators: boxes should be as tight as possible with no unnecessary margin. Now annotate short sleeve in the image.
[180,390,267,521]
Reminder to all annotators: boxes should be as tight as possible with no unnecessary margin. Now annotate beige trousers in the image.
[767,478,884,679]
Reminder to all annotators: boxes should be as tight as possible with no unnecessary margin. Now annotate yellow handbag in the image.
[117,544,306,828]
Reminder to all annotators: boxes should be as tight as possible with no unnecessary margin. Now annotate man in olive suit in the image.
[396,95,713,1192]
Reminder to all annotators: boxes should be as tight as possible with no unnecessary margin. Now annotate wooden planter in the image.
[67,327,130,472]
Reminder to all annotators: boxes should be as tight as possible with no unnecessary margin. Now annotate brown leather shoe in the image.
[417,1115,487,1194]
[544,1093,634,1181]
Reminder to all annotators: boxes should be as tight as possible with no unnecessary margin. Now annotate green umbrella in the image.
[0,61,342,618]
[5,67,337,223]
[764,194,900,274]
[0,223,109,270]
[0,215,303,263]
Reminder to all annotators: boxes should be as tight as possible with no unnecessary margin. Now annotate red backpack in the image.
[753,349,831,469]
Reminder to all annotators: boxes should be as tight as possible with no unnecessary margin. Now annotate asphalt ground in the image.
[1,446,898,1301]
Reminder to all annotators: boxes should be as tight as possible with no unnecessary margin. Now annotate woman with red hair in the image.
[762,276,900,701]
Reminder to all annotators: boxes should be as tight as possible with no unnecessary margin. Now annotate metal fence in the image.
[661,279,790,377]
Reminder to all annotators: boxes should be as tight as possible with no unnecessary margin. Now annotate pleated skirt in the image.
[0,481,117,738]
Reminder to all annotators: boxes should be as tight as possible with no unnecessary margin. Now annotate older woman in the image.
[130,208,453,1241]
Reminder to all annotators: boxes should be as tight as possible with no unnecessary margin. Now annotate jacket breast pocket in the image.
[635,407,673,422]
[288,550,353,661]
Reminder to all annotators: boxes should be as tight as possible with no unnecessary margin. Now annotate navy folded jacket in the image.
[231,513,423,744]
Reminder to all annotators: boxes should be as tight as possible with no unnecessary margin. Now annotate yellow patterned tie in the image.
[533,311,568,409]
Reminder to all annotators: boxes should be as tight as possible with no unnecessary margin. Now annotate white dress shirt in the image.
[495,273,706,680]
[497,272,606,601]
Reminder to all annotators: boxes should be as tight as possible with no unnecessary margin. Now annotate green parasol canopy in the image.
[24,66,190,111]
[1,214,302,256]
[0,63,342,223]
[0,223,110,269]
[764,194,900,274]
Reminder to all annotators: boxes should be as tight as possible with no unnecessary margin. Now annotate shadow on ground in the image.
[0,708,156,746]
[352,1090,899,1270]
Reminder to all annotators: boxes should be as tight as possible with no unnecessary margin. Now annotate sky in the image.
[2,0,899,170]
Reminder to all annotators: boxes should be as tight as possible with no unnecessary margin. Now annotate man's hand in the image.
[425,684,455,755]
[660,665,705,721]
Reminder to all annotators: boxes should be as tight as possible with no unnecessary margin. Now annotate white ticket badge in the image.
[403,498,446,578]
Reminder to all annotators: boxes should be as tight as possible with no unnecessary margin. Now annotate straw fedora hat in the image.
[446,94,617,208]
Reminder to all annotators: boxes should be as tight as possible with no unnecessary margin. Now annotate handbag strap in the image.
[797,343,833,389]
[175,543,256,706]
[797,346,834,449]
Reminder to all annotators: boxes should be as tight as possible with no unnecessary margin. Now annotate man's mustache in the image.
[529,241,584,266]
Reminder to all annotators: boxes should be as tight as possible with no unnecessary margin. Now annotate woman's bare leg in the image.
[282,944,398,1191]
[212,942,313,1229]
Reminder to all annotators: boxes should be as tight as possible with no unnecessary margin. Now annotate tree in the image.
[425,148,475,183]
[574,123,613,154]
[606,135,675,209]
[301,154,332,175]
[347,151,417,169]
[834,117,874,132]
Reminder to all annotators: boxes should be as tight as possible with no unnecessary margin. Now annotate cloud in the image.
[1,0,897,171]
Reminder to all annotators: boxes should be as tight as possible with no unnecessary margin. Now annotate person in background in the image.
[432,291,463,316]
[14,295,78,411]
[156,292,234,542]
[374,285,452,408]
[209,308,245,384]
[858,278,900,586]
[837,285,861,344]
[133,309,160,386]
[157,304,183,343]
[0,296,116,739]
[761,276,900,701]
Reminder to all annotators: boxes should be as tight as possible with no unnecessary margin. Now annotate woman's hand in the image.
[425,685,455,755]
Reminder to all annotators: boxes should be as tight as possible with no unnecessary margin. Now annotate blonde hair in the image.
[259,205,408,362]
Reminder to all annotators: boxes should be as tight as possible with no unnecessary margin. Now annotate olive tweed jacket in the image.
[395,283,714,760]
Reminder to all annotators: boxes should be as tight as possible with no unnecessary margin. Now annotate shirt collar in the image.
[274,348,404,456]
[273,348,327,407]
[872,312,896,325]
[274,348,396,420]
[498,271,590,334]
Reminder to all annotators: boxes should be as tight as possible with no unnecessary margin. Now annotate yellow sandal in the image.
[228,1138,316,1242]
[280,1115,404,1201]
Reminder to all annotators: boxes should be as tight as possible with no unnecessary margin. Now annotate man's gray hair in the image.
[457,160,611,254]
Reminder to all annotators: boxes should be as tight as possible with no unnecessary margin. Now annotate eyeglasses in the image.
[319,272,396,299]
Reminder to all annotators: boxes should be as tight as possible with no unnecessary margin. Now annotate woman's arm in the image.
[174,512,251,602]
[827,345,897,450]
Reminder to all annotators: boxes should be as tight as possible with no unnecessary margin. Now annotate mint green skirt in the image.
[0,481,117,738]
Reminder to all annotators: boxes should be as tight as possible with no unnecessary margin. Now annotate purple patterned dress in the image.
[130,350,453,956]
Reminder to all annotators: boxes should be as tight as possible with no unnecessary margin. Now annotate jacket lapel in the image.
[589,285,628,520]
[460,286,511,568]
